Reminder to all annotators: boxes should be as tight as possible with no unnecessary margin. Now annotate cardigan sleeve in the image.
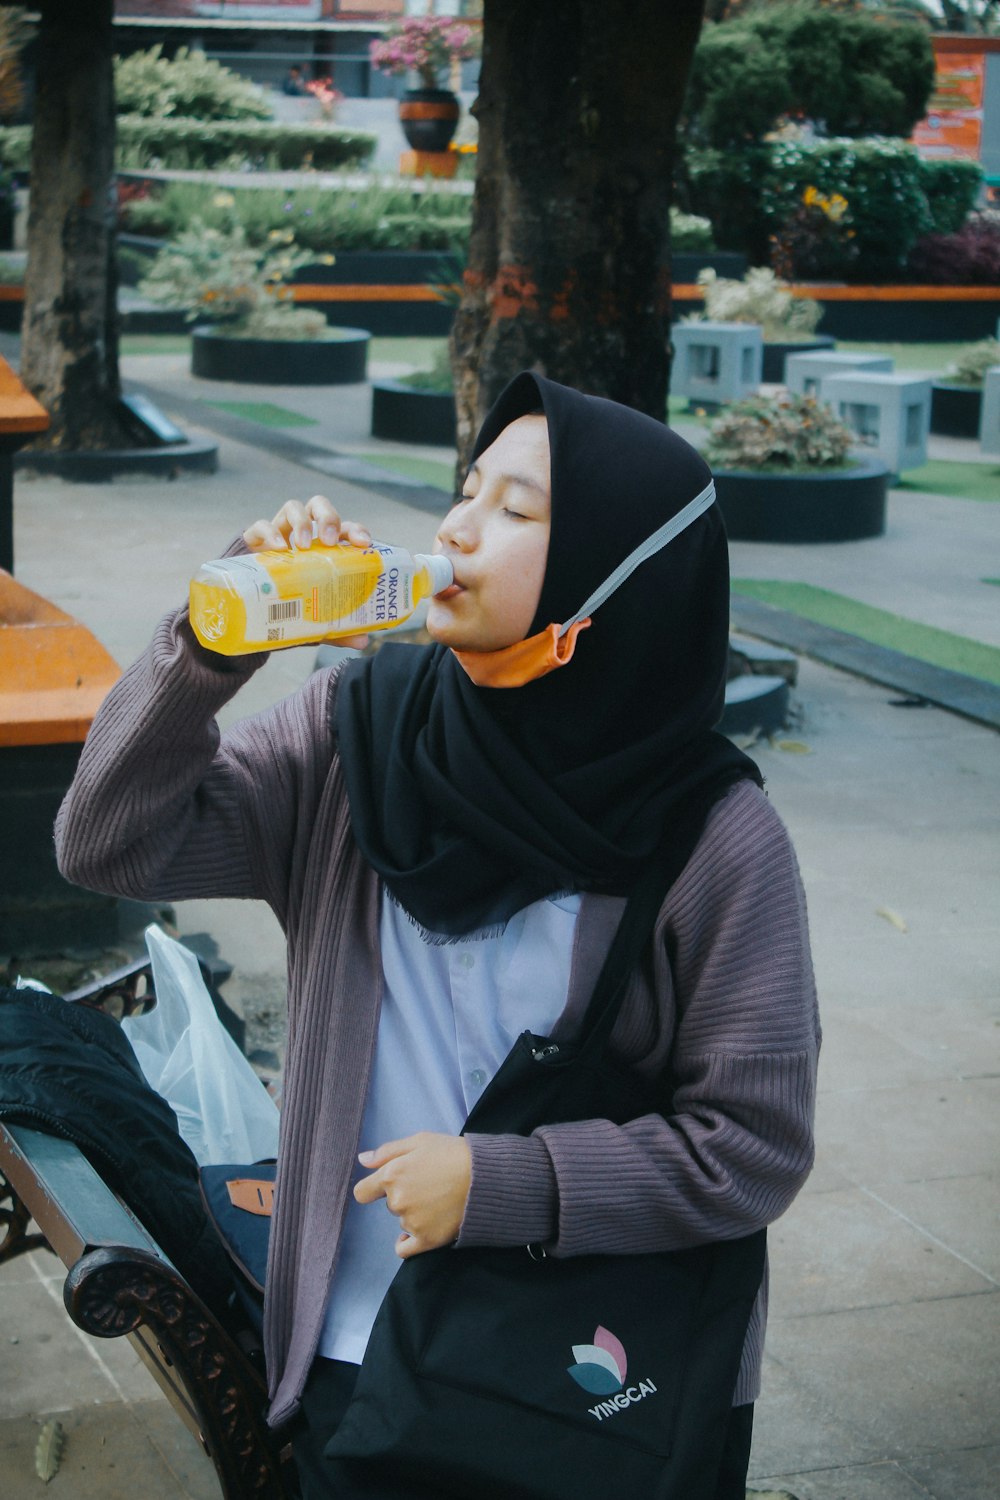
[55,592,341,931]
[456,782,820,1256]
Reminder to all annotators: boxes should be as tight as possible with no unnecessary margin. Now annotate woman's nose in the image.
[438,508,477,552]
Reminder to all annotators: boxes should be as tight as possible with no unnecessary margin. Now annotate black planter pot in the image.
[762,335,836,384]
[191,326,370,385]
[714,455,889,543]
[398,88,460,153]
[930,382,983,439]
[291,252,456,336]
[371,379,456,446]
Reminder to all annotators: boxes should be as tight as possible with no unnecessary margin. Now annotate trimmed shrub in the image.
[114,45,273,122]
[920,159,988,236]
[760,138,936,281]
[0,123,30,171]
[684,3,934,149]
[121,180,472,255]
[115,117,376,172]
[0,120,375,174]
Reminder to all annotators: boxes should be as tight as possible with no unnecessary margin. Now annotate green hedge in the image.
[687,138,985,281]
[122,180,473,255]
[920,158,984,236]
[0,118,376,173]
[116,117,376,171]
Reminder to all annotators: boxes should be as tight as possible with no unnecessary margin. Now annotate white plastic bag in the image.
[121,924,280,1167]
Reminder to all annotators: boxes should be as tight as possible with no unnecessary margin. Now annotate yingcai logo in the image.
[566,1325,658,1422]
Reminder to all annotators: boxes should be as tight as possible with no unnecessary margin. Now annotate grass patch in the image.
[836,340,969,375]
[358,451,455,490]
[121,333,192,355]
[896,459,1000,502]
[203,400,317,428]
[984,578,1000,587]
[732,579,1000,686]
[368,336,448,370]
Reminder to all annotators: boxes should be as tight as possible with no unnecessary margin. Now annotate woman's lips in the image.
[436,582,465,600]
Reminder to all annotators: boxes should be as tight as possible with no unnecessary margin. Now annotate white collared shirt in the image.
[318,888,581,1364]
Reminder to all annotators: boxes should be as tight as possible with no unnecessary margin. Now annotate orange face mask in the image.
[452,619,591,688]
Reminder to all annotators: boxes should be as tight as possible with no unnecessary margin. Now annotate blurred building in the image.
[112,2,479,99]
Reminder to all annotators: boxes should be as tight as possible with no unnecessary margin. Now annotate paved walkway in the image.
[1,345,998,1499]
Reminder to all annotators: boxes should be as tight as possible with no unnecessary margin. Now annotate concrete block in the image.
[978,365,1000,456]
[820,371,932,473]
[671,321,762,405]
[784,350,893,398]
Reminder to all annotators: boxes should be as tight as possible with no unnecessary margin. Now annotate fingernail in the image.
[294,528,312,549]
[322,525,339,545]
[358,1150,374,1166]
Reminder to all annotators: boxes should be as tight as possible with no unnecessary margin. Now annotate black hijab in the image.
[334,373,762,938]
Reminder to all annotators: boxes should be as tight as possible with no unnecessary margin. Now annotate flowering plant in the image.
[304,77,343,121]
[770,183,857,281]
[139,214,331,340]
[703,391,854,472]
[692,266,822,341]
[370,16,480,89]
[941,338,1000,389]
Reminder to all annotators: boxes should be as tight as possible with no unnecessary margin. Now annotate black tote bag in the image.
[324,841,767,1500]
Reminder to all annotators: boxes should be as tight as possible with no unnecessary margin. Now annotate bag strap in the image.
[572,769,744,1063]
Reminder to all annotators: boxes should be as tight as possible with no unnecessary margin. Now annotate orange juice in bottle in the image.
[189,540,453,656]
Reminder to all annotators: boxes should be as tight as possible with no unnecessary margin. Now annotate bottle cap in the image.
[416,553,454,595]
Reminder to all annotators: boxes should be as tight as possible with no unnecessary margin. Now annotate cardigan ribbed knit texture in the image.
[55,606,820,1426]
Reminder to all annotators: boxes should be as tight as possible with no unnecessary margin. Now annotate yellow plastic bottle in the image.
[189,540,454,656]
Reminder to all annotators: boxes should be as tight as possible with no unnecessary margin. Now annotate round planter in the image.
[714,455,888,543]
[398,88,460,153]
[371,379,456,446]
[191,326,369,385]
[930,382,982,440]
[762,335,836,384]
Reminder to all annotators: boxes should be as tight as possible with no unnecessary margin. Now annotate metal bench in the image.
[0,1120,296,1499]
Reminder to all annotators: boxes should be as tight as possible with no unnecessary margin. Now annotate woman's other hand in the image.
[354,1132,472,1259]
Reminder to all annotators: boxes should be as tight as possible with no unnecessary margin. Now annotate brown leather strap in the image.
[226,1178,274,1216]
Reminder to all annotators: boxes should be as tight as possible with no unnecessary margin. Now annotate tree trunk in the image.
[450,0,706,472]
[20,0,132,451]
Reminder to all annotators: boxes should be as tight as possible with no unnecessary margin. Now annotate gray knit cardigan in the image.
[55,607,820,1426]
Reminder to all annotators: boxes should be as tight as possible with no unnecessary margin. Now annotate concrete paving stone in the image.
[749,1459,937,1500]
[866,1173,1000,1284]
[0,1402,220,1500]
[763,1290,1000,1462]
[0,1250,163,1419]
[814,1009,981,1094]
[820,994,1000,1083]
[902,1444,1000,1500]
[750,1350,890,1474]
[766,1184,995,1318]
[815,1076,1000,1185]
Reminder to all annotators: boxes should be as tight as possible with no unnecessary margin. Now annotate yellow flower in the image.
[802,185,820,207]
[212,192,236,209]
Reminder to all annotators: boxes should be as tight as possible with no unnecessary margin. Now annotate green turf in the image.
[984,578,1000,587]
[120,334,192,355]
[202,400,317,428]
[358,451,455,490]
[731,579,1000,686]
[836,340,969,374]
[896,460,1000,502]
[368,336,448,369]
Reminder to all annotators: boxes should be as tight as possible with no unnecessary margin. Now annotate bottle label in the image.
[200,545,419,648]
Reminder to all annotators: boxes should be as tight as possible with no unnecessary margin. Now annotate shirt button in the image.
[459,952,475,969]
[469,1069,487,1087]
